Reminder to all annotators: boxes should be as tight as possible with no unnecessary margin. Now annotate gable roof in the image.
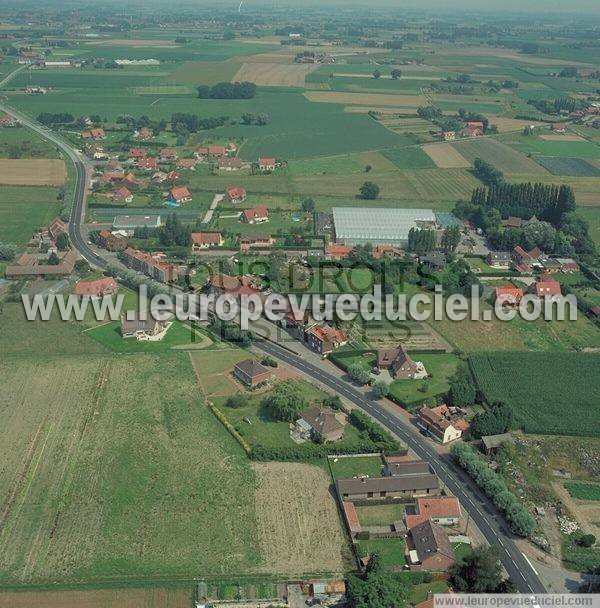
[337,473,439,496]
[74,277,118,296]
[234,358,269,379]
[191,232,222,246]
[170,186,191,201]
[299,407,344,436]
[243,206,269,221]
[409,519,454,562]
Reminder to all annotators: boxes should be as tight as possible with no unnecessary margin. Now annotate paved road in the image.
[1,64,547,595]
[252,337,546,594]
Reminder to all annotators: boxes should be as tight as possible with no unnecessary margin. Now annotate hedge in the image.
[451,442,536,537]
[208,402,252,455]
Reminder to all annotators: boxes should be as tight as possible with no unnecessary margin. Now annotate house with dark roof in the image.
[120,313,167,339]
[407,520,455,571]
[337,473,440,500]
[486,251,512,268]
[306,325,348,355]
[417,405,468,444]
[296,407,345,442]
[233,359,272,387]
[377,345,427,380]
[383,455,431,478]
[419,252,446,272]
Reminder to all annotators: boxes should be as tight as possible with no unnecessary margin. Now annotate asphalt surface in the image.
[253,338,547,594]
[1,65,546,594]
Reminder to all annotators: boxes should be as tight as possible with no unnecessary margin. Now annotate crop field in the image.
[232,62,317,87]
[511,138,600,159]
[0,185,61,244]
[452,137,547,174]
[0,126,60,159]
[303,90,427,109]
[421,143,470,168]
[469,352,600,436]
[0,587,191,608]
[0,351,262,583]
[286,154,363,176]
[252,462,346,575]
[533,156,600,177]
[564,482,600,501]
[381,146,436,169]
[403,168,481,199]
[0,159,66,186]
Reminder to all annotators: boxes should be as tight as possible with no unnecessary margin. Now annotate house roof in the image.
[220,158,243,168]
[137,157,157,169]
[130,147,145,158]
[419,405,466,433]
[191,232,222,246]
[121,313,162,334]
[409,519,454,562]
[234,358,270,379]
[114,186,132,199]
[299,407,345,436]
[239,233,272,243]
[225,186,246,199]
[160,147,177,157]
[208,145,226,155]
[385,458,432,477]
[325,243,353,257]
[337,473,439,496]
[170,186,191,200]
[494,285,523,302]
[307,325,348,344]
[209,273,260,297]
[243,206,269,221]
[259,157,276,165]
[342,501,362,534]
[74,277,118,296]
[532,275,562,297]
[176,158,197,168]
[488,251,512,262]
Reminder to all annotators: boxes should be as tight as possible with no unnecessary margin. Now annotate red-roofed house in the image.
[176,158,197,170]
[137,157,158,171]
[225,186,247,203]
[494,284,523,305]
[461,123,483,137]
[137,127,153,140]
[208,145,226,158]
[530,274,562,299]
[191,232,224,251]
[82,127,105,140]
[129,147,145,159]
[258,157,277,171]
[324,243,353,260]
[405,496,461,529]
[97,229,127,252]
[74,277,118,298]
[306,325,348,355]
[159,148,178,162]
[242,206,269,224]
[169,186,192,204]
[418,405,468,444]
[208,273,261,300]
[113,186,133,203]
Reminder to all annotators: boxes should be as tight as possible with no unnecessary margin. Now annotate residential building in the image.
[0,114,19,127]
[218,158,245,171]
[377,344,427,379]
[121,247,180,283]
[383,455,431,478]
[512,245,544,273]
[417,405,468,444]
[120,314,167,339]
[112,186,133,203]
[296,407,345,442]
[159,148,178,162]
[337,474,440,500]
[208,145,226,158]
[494,284,523,305]
[169,186,192,204]
[555,257,580,273]
[81,127,105,140]
[225,186,247,203]
[342,501,362,536]
[324,243,353,260]
[191,232,224,251]
[442,131,456,141]
[129,147,146,159]
[551,122,567,133]
[306,324,348,355]
[405,496,461,528]
[242,206,269,224]
[487,251,512,268]
[461,122,483,137]
[97,229,127,252]
[420,252,446,272]
[74,277,118,298]
[137,157,158,171]
[258,157,276,171]
[530,274,562,299]
[176,158,197,170]
[47,217,67,240]
[239,233,274,251]
[208,273,261,300]
[407,520,455,571]
[233,359,272,387]
[372,244,403,260]
[137,127,153,140]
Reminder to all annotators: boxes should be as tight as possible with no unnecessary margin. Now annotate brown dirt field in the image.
[0,159,66,186]
[422,143,470,168]
[232,62,316,87]
[491,117,544,133]
[540,134,587,141]
[0,587,191,608]
[239,53,299,64]
[252,462,346,575]
[305,90,426,108]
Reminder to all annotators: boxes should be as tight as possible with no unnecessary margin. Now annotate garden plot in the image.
[233,62,317,87]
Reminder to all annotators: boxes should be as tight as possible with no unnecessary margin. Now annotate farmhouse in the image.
[405,496,461,528]
[417,405,468,444]
[461,123,483,137]
[112,186,133,203]
[233,358,272,387]
[121,247,180,283]
[242,206,269,224]
[208,145,226,158]
[81,127,105,140]
[530,274,562,299]
[169,186,192,204]
[383,455,431,477]
[47,217,67,240]
[551,122,567,133]
[113,215,162,230]
[494,284,523,305]
[306,324,348,355]
[258,157,277,171]
[159,148,178,162]
[324,243,354,260]
[5,250,76,279]
[218,158,245,171]
[239,233,274,251]
[377,345,427,380]
[555,258,580,273]
[332,207,436,247]
[208,273,261,300]
[97,229,127,252]
[372,245,403,260]
[0,113,19,127]
[120,314,167,339]
[337,473,440,500]
[136,127,153,140]
[137,157,158,171]
[74,277,118,298]
[486,251,512,268]
[191,232,224,251]
[481,433,515,455]
[407,520,455,571]
[176,158,197,170]
[295,407,345,442]
[513,245,544,272]
[225,186,247,203]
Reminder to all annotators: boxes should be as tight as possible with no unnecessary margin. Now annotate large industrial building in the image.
[332,207,437,247]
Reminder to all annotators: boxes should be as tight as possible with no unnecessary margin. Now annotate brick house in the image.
[258,157,276,171]
[113,186,133,203]
[296,407,345,442]
[241,206,269,224]
[191,232,224,251]
[530,274,562,299]
[233,359,272,387]
[405,496,461,528]
[407,520,455,571]
[377,344,427,379]
[97,229,127,252]
[169,186,192,204]
[225,186,247,203]
[494,284,523,305]
[74,277,118,298]
[306,325,348,355]
[417,405,468,444]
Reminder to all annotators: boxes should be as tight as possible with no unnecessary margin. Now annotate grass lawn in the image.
[409,581,449,604]
[286,154,363,176]
[86,319,215,353]
[511,138,600,159]
[388,353,460,406]
[564,481,600,501]
[452,542,472,562]
[356,538,406,569]
[381,146,437,170]
[329,455,383,480]
[355,503,406,526]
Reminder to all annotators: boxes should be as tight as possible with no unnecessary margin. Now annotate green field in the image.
[329,455,383,480]
[356,538,406,570]
[469,352,600,436]
[564,482,600,501]
[381,146,437,169]
[512,139,600,159]
[534,156,600,177]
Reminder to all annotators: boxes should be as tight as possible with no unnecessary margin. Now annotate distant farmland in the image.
[534,156,600,177]
[469,352,600,436]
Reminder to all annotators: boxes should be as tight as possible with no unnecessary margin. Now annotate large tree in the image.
[262,379,307,422]
[449,546,511,593]
[359,181,380,200]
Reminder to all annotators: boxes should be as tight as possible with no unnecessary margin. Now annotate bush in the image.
[372,380,389,399]
[261,355,278,368]
[348,363,371,385]
[225,394,249,409]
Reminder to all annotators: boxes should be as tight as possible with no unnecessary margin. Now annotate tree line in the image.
[197,81,257,100]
